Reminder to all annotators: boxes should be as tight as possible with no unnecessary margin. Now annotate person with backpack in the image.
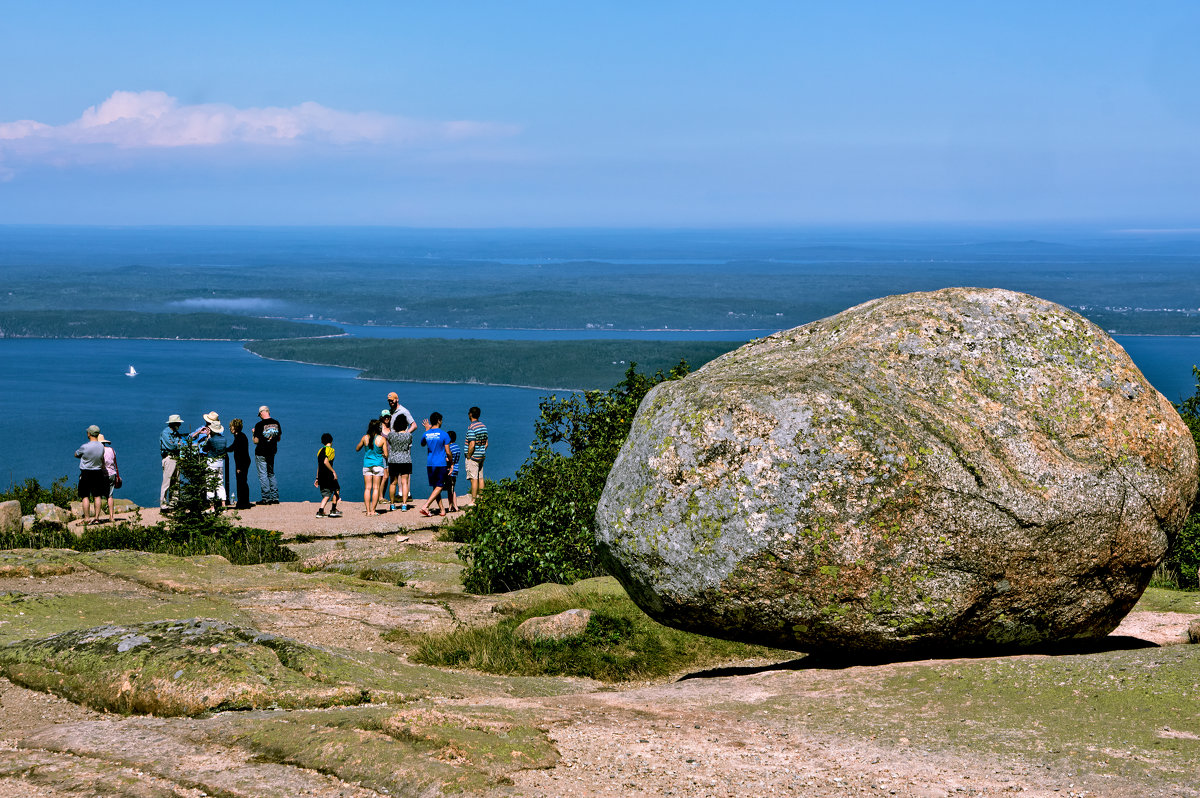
[315,432,342,518]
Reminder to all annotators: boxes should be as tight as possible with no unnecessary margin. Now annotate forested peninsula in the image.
[244,337,743,389]
[0,311,338,340]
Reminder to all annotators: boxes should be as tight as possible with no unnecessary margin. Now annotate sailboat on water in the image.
[125,365,138,377]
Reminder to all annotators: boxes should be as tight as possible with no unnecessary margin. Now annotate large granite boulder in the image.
[596,288,1199,656]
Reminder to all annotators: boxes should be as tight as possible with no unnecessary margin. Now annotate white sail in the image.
[125,365,137,377]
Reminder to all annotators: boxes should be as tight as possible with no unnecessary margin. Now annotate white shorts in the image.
[466,459,483,480]
[362,465,386,477]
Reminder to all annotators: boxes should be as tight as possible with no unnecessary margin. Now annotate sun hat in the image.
[167,414,184,425]
[203,411,225,434]
[97,434,111,443]
[86,424,101,436]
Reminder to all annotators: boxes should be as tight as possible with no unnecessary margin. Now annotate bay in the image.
[1,332,1195,510]
[0,338,546,508]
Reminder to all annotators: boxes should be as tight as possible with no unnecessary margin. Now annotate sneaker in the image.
[400,504,408,511]
[328,510,343,518]
[389,503,396,511]
[315,509,325,517]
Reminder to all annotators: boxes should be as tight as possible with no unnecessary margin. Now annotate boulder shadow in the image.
[678,635,1160,680]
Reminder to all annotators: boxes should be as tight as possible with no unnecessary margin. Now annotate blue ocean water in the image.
[1,333,1195,509]
[0,338,546,507]
[1,226,1197,509]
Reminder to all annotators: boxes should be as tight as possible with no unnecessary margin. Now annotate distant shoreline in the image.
[245,349,586,392]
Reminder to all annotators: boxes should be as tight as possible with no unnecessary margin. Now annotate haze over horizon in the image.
[2,3,1199,228]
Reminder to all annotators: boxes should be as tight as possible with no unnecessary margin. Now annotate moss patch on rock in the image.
[0,591,248,645]
[0,618,423,716]
[218,703,559,795]
[1135,587,1200,614]
[0,548,80,579]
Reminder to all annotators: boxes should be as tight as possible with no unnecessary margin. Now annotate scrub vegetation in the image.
[0,448,294,565]
[447,362,689,593]
[1157,366,1200,588]
[405,579,790,681]
[0,475,77,514]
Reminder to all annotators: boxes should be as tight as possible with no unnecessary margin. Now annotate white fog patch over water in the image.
[170,298,286,312]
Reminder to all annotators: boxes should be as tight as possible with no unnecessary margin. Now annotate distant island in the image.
[0,311,339,340]
[245,338,743,390]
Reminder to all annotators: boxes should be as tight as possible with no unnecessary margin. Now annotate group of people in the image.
[77,391,488,521]
[158,405,281,510]
[332,392,488,519]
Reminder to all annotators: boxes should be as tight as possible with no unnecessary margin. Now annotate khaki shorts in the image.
[466,459,484,480]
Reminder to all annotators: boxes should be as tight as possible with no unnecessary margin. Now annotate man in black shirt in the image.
[252,405,282,504]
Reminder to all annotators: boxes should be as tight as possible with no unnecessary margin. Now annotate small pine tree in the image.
[167,442,228,540]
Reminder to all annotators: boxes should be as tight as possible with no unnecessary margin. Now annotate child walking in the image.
[315,433,342,518]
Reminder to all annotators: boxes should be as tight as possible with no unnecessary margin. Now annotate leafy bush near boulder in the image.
[450,362,689,593]
[1161,366,1200,588]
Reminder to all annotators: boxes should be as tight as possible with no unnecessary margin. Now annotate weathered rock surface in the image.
[0,500,20,534]
[0,618,414,715]
[596,288,1199,655]
[33,502,71,525]
[515,608,594,642]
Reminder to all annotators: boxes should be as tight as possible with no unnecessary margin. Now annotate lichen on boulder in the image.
[596,288,1199,656]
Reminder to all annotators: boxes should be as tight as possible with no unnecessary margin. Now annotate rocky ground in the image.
[2,502,1198,797]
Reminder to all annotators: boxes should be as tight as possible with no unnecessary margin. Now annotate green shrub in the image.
[1,453,294,566]
[406,591,788,682]
[1159,366,1200,589]
[0,518,295,565]
[450,362,689,593]
[0,476,76,515]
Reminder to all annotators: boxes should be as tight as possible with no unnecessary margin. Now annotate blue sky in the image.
[1,2,1197,227]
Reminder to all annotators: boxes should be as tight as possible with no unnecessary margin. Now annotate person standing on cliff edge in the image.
[252,405,282,504]
[159,414,185,508]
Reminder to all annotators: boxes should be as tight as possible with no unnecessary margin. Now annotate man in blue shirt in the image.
[159,414,185,508]
[419,411,452,517]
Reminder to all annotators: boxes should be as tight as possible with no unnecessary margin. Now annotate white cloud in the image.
[0,90,518,150]
[170,297,287,312]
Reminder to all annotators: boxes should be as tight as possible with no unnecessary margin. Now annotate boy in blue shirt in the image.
[419,412,452,517]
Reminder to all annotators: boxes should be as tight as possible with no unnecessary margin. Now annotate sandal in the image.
[419,508,432,517]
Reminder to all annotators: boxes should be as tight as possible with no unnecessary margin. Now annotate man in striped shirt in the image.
[465,406,488,499]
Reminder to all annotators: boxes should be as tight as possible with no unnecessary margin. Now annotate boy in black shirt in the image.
[315,433,342,518]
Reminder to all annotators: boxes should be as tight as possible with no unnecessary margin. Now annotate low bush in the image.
[0,519,295,565]
[449,362,689,593]
[0,447,294,565]
[405,591,789,682]
[0,475,76,515]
